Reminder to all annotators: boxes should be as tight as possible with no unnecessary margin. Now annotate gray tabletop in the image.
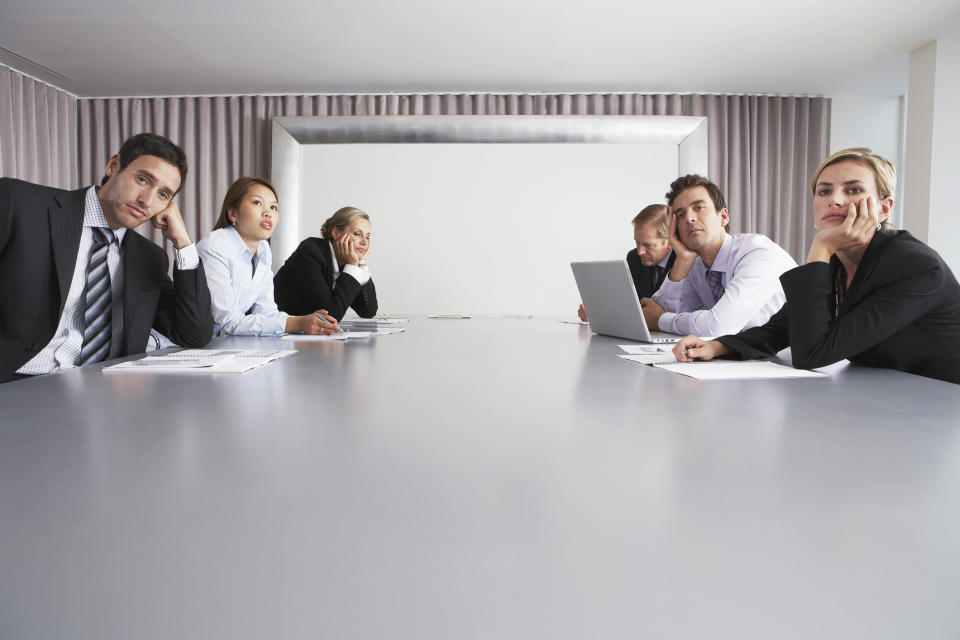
[2,317,959,639]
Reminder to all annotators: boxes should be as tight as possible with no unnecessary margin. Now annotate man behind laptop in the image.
[641,175,796,337]
[0,133,213,382]
[577,204,675,321]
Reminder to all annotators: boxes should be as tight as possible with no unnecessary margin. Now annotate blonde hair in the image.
[810,147,896,231]
[810,147,897,200]
[631,204,668,239]
[320,206,370,239]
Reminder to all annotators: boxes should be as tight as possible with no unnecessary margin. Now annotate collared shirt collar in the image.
[329,239,341,279]
[87,186,128,245]
[223,225,269,267]
[705,232,733,272]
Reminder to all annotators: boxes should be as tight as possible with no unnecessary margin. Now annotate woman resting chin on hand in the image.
[273,206,378,322]
[674,147,960,385]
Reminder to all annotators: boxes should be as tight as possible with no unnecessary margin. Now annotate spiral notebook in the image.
[652,360,828,380]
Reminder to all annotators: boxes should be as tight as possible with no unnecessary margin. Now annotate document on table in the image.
[616,344,677,364]
[618,354,677,365]
[104,349,296,374]
[282,331,372,342]
[340,318,409,327]
[428,314,471,319]
[652,360,828,380]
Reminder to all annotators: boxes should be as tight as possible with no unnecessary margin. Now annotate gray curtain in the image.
[71,92,828,262]
[0,64,77,189]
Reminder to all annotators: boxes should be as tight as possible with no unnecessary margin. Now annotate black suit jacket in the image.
[273,237,378,321]
[626,248,676,299]
[0,178,213,382]
[716,230,960,384]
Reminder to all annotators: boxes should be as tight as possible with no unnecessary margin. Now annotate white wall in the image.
[300,143,678,316]
[905,30,960,275]
[903,41,937,242]
[928,29,960,274]
[829,94,905,225]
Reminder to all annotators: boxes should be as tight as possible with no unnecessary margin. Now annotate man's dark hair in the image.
[665,174,726,213]
[100,133,188,191]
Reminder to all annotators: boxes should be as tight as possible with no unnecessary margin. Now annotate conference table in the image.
[2,317,959,639]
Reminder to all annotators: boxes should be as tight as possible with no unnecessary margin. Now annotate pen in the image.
[314,312,343,333]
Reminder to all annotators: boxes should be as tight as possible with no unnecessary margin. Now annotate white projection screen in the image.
[271,115,707,317]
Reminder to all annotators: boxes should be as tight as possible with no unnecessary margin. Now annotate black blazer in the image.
[0,178,213,382]
[273,237,378,321]
[627,248,676,299]
[716,230,960,384]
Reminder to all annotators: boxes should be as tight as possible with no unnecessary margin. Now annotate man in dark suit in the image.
[0,133,213,382]
[577,204,675,321]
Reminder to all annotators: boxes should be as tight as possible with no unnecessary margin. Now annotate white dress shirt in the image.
[197,226,288,336]
[17,187,199,375]
[652,232,797,337]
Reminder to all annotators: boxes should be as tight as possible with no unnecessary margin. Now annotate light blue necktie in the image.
[79,228,114,366]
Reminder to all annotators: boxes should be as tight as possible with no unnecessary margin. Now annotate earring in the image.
[232,220,237,227]
[876,222,882,231]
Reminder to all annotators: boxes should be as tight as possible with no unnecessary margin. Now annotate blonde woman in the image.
[197,178,339,336]
[672,148,960,384]
[274,206,378,321]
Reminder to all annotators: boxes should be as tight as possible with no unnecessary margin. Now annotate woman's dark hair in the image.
[212,177,279,231]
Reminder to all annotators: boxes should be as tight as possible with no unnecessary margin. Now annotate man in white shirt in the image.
[641,175,796,337]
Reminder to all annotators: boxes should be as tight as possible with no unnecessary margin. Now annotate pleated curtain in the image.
[1,63,829,263]
[75,93,828,261]
[0,65,77,190]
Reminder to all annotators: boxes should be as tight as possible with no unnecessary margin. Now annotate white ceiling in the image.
[1,0,958,98]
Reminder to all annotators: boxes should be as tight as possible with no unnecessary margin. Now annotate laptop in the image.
[571,259,681,343]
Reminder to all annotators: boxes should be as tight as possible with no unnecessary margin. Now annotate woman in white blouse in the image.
[197,177,339,336]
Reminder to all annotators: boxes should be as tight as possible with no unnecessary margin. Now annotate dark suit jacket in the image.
[627,248,676,299]
[716,230,960,384]
[0,178,213,382]
[273,237,378,321]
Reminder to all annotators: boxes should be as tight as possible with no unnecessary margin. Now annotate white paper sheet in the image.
[104,349,296,374]
[652,360,829,380]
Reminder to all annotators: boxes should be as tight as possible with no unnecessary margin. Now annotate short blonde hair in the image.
[320,206,370,239]
[810,147,896,201]
[810,147,896,231]
[631,204,668,239]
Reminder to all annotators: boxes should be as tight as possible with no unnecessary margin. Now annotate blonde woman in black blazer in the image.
[274,206,378,321]
[672,148,960,384]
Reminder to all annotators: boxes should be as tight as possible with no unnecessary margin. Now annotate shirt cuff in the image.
[341,264,371,285]
[174,243,200,270]
[658,312,677,333]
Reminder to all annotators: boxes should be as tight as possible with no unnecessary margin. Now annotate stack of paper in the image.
[652,360,828,380]
[104,349,296,374]
[617,344,677,364]
[340,317,409,329]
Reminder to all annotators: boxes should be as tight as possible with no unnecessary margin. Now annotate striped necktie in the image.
[705,269,725,303]
[79,227,115,366]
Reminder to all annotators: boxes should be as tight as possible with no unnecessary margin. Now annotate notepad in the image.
[281,331,372,342]
[104,349,295,374]
[618,353,678,365]
[652,360,828,380]
[340,318,409,327]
